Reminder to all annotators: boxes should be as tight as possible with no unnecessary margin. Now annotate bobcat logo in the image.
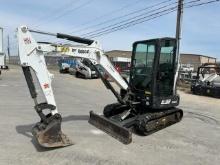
[23,38,31,44]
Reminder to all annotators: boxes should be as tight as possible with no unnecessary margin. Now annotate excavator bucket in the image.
[89,111,132,144]
[32,116,73,148]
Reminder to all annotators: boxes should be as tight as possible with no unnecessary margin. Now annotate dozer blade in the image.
[32,116,73,148]
[89,111,132,144]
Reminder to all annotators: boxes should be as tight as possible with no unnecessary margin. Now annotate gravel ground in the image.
[0,65,220,165]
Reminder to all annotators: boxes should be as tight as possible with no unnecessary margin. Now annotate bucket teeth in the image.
[89,111,132,144]
[32,115,73,148]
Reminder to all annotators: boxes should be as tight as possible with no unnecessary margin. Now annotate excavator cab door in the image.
[130,38,179,109]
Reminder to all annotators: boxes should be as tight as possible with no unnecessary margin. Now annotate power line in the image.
[82,0,179,37]
[84,0,219,38]
[34,0,95,28]
[86,6,178,38]
[83,0,203,37]
[10,0,176,46]
[33,0,81,28]
[9,0,82,46]
[19,0,206,43]
[74,0,175,35]
[84,4,183,38]
[9,0,220,48]
[67,0,156,34]
[185,0,219,7]
[29,0,96,44]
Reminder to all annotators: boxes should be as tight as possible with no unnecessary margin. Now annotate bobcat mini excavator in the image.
[17,0,183,148]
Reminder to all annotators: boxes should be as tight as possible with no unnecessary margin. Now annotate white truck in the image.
[71,58,99,79]
[0,27,8,70]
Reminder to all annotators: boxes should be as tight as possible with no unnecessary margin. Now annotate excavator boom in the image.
[17,25,129,147]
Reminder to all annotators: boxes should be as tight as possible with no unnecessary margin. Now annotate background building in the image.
[106,50,217,72]
[106,50,131,59]
[180,54,217,70]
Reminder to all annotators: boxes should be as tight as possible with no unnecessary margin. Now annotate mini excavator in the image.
[17,0,183,148]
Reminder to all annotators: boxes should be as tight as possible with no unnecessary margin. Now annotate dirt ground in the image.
[0,65,220,165]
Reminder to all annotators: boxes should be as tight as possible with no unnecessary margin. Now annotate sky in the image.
[0,0,220,59]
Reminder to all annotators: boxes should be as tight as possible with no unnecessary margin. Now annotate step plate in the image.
[89,111,132,144]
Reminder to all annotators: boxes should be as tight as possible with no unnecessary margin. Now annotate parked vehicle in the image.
[58,58,77,73]
[70,58,99,79]
[180,64,194,72]
[191,63,220,98]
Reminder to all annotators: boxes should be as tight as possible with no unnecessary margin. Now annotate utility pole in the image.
[176,0,183,57]
[173,0,184,94]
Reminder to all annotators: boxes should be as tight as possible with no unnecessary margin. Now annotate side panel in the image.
[0,28,5,66]
[0,27,3,53]
[0,53,5,66]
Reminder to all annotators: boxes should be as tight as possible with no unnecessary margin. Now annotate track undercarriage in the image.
[89,103,183,144]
